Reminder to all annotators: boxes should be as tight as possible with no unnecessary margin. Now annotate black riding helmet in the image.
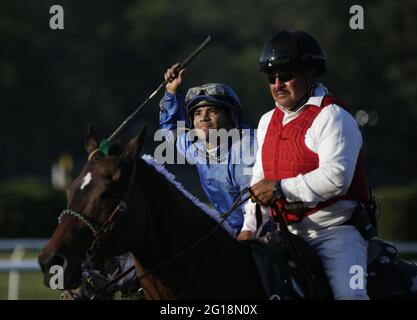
[259,30,326,76]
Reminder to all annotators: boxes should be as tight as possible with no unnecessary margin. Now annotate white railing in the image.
[0,239,48,251]
[0,238,416,300]
[0,239,47,300]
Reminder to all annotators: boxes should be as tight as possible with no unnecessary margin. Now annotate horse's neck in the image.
[129,160,262,299]
[131,159,236,265]
[134,159,226,248]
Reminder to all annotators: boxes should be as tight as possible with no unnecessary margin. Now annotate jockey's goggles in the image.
[185,83,237,104]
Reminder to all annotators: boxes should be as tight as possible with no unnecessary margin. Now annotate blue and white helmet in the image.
[184,83,242,128]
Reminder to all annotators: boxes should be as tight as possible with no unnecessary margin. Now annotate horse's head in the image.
[38,127,146,290]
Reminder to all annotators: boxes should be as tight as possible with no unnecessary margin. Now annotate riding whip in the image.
[106,35,213,143]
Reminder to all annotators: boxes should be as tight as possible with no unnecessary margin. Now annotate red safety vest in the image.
[262,96,369,223]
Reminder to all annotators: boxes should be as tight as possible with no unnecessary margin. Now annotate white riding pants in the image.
[289,225,369,300]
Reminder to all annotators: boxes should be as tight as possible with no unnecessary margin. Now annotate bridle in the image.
[56,149,139,299]
[58,150,137,252]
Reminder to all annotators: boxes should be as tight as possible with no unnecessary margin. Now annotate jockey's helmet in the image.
[184,83,242,128]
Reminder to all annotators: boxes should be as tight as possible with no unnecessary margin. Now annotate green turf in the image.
[0,272,60,300]
[0,249,60,299]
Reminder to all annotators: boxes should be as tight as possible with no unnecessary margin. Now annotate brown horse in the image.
[38,128,268,299]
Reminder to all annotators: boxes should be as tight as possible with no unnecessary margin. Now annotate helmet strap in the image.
[286,72,314,112]
[296,71,317,109]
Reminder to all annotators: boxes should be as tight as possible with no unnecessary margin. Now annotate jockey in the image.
[158,63,257,236]
[240,30,369,299]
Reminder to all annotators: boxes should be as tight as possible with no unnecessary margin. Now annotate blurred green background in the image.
[0,0,416,299]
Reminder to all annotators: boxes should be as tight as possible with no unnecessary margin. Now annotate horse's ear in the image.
[85,126,99,155]
[123,125,147,161]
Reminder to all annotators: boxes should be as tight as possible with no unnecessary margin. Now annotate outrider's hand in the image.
[249,179,277,206]
[164,63,186,94]
[237,230,255,241]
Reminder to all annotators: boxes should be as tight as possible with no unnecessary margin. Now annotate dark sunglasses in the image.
[266,72,295,84]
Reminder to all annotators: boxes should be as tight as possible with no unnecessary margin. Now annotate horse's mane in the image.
[141,154,235,236]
